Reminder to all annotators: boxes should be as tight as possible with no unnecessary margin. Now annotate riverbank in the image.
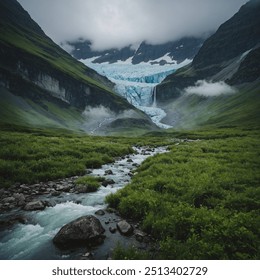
[0,146,168,259]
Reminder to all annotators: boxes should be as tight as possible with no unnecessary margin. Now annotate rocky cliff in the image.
[156,0,260,103]
[67,37,204,65]
[0,0,152,132]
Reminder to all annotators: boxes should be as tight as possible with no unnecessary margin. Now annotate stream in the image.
[0,146,167,260]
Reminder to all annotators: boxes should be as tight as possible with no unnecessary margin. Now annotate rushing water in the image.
[0,146,167,260]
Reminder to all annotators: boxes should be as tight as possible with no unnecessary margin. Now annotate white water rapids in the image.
[0,146,167,260]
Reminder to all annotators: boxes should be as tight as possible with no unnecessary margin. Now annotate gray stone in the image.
[55,184,70,192]
[74,184,97,193]
[117,220,133,235]
[48,182,56,188]
[134,229,147,242]
[13,193,26,206]
[95,209,105,216]
[102,179,115,187]
[105,169,113,175]
[109,227,117,234]
[2,197,16,204]
[24,200,45,211]
[0,216,27,229]
[53,215,105,248]
[51,191,61,197]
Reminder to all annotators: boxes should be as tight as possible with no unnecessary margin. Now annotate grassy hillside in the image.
[0,86,86,130]
[0,0,112,91]
[0,0,145,132]
[161,83,260,130]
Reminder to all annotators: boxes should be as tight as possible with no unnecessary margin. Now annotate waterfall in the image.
[152,86,157,107]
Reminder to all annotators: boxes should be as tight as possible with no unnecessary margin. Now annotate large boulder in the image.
[53,215,105,248]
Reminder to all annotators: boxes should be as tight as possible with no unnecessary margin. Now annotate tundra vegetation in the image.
[0,123,259,259]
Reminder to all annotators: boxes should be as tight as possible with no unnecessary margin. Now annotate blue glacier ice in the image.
[80,59,191,128]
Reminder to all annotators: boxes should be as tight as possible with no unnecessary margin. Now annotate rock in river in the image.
[24,200,45,211]
[117,220,133,235]
[53,215,105,248]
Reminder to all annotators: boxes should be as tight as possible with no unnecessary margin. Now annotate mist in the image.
[184,80,237,97]
[18,0,247,51]
[82,105,143,134]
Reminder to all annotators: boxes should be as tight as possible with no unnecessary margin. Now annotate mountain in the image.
[0,0,153,134]
[155,0,260,128]
[157,0,260,101]
[66,37,205,65]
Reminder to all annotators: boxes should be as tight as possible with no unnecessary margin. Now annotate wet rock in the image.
[2,197,16,204]
[43,200,52,207]
[127,159,133,163]
[56,184,70,192]
[13,193,26,206]
[51,191,61,196]
[53,215,105,248]
[105,169,113,175]
[95,209,105,216]
[48,182,56,188]
[75,185,96,193]
[117,220,133,235]
[102,179,115,187]
[135,229,147,242]
[2,203,15,210]
[109,227,117,234]
[0,216,27,230]
[132,163,139,167]
[31,184,40,188]
[24,200,45,211]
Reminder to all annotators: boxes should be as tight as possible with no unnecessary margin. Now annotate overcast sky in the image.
[18,0,247,51]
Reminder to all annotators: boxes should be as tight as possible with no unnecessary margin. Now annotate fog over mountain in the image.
[18,0,246,51]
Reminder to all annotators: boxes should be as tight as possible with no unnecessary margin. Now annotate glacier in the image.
[80,58,191,128]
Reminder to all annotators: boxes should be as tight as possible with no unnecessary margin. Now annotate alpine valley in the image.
[0,0,259,262]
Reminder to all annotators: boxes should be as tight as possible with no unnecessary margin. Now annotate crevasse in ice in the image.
[80,59,191,128]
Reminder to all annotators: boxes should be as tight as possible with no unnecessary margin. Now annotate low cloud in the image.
[82,105,141,134]
[184,80,237,97]
[18,0,246,51]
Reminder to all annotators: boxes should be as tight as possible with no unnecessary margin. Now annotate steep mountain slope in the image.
[67,37,204,65]
[157,0,260,101]
[156,0,260,128]
[0,0,152,133]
